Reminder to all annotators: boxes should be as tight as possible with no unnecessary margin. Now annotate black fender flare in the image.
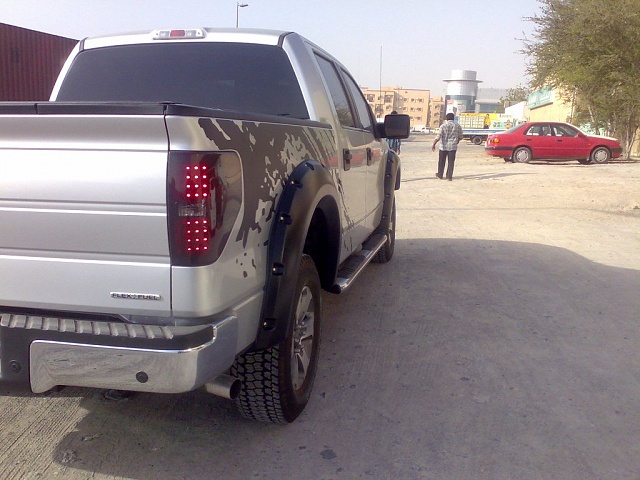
[255,160,341,350]
[391,150,401,190]
[375,150,401,234]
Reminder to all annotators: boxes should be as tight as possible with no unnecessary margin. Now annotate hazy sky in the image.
[2,0,541,95]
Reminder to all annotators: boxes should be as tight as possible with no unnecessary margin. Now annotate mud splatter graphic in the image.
[197,117,343,249]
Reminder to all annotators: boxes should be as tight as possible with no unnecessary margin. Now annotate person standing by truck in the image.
[387,111,402,153]
[432,112,463,181]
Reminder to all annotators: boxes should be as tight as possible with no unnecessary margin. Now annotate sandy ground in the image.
[1,136,639,479]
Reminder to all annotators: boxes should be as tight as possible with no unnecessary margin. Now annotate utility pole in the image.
[378,46,383,119]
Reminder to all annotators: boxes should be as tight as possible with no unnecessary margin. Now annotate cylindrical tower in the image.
[444,70,482,115]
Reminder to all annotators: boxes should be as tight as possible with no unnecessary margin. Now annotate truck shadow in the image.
[5,238,638,479]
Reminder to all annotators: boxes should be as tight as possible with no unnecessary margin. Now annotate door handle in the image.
[343,148,352,171]
[366,147,372,166]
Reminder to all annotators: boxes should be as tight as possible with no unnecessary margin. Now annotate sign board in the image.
[446,98,471,115]
[528,88,554,109]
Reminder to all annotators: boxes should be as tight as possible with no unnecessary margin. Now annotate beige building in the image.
[527,88,575,123]
[631,135,640,158]
[428,96,445,128]
[362,88,397,119]
[361,86,431,128]
[395,87,430,127]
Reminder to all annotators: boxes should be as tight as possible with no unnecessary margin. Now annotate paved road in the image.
[1,138,639,479]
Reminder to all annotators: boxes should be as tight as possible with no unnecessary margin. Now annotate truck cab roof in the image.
[81,28,296,50]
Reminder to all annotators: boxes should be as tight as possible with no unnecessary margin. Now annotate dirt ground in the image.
[1,137,639,479]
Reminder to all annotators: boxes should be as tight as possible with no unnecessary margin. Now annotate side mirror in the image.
[379,114,410,139]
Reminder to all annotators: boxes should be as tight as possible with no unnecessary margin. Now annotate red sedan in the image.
[485,122,623,164]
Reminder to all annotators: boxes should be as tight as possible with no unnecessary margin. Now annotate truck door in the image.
[314,54,369,253]
[339,69,384,231]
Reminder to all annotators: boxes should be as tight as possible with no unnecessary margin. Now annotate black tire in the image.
[471,135,484,145]
[590,146,611,164]
[373,196,396,263]
[513,146,532,163]
[231,254,321,424]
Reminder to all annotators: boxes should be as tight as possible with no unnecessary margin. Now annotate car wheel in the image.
[513,147,532,163]
[577,158,592,165]
[471,135,483,145]
[231,254,321,424]
[373,196,396,263]
[590,146,611,164]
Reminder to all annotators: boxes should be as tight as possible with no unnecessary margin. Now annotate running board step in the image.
[330,233,387,293]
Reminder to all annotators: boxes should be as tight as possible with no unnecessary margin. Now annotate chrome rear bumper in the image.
[1,312,238,394]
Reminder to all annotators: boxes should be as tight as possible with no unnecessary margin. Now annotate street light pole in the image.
[378,45,383,119]
[236,3,248,28]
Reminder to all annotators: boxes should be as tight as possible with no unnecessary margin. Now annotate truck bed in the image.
[0,102,172,316]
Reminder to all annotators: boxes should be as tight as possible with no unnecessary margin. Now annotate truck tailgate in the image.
[0,113,171,316]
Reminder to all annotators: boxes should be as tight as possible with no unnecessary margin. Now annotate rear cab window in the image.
[56,43,309,119]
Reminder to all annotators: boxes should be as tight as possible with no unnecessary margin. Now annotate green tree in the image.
[523,0,640,158]
[503,84,532,104]
[498,84,532,113]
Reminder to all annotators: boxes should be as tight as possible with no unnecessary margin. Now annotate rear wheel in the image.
[513,146,532,163]
[471,135,484,145]
[231,254,321,423]
[373,196,396,263]
[590,146,611,164]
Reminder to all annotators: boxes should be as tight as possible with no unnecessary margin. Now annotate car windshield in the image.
[56,42,310,119]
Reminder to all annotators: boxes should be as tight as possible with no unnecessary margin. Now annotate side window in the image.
[314,54,355,128]
[525,124,551,136]
[341,69,374,132]
[553,124,578,137]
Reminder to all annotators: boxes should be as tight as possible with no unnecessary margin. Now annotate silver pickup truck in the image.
[0,28,408,423]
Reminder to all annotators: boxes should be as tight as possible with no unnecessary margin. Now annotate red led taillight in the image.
[182,163,214,255]
[168,151,241,266]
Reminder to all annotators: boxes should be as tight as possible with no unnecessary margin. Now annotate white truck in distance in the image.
[458,113,514,145]
[0,28,409,423]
